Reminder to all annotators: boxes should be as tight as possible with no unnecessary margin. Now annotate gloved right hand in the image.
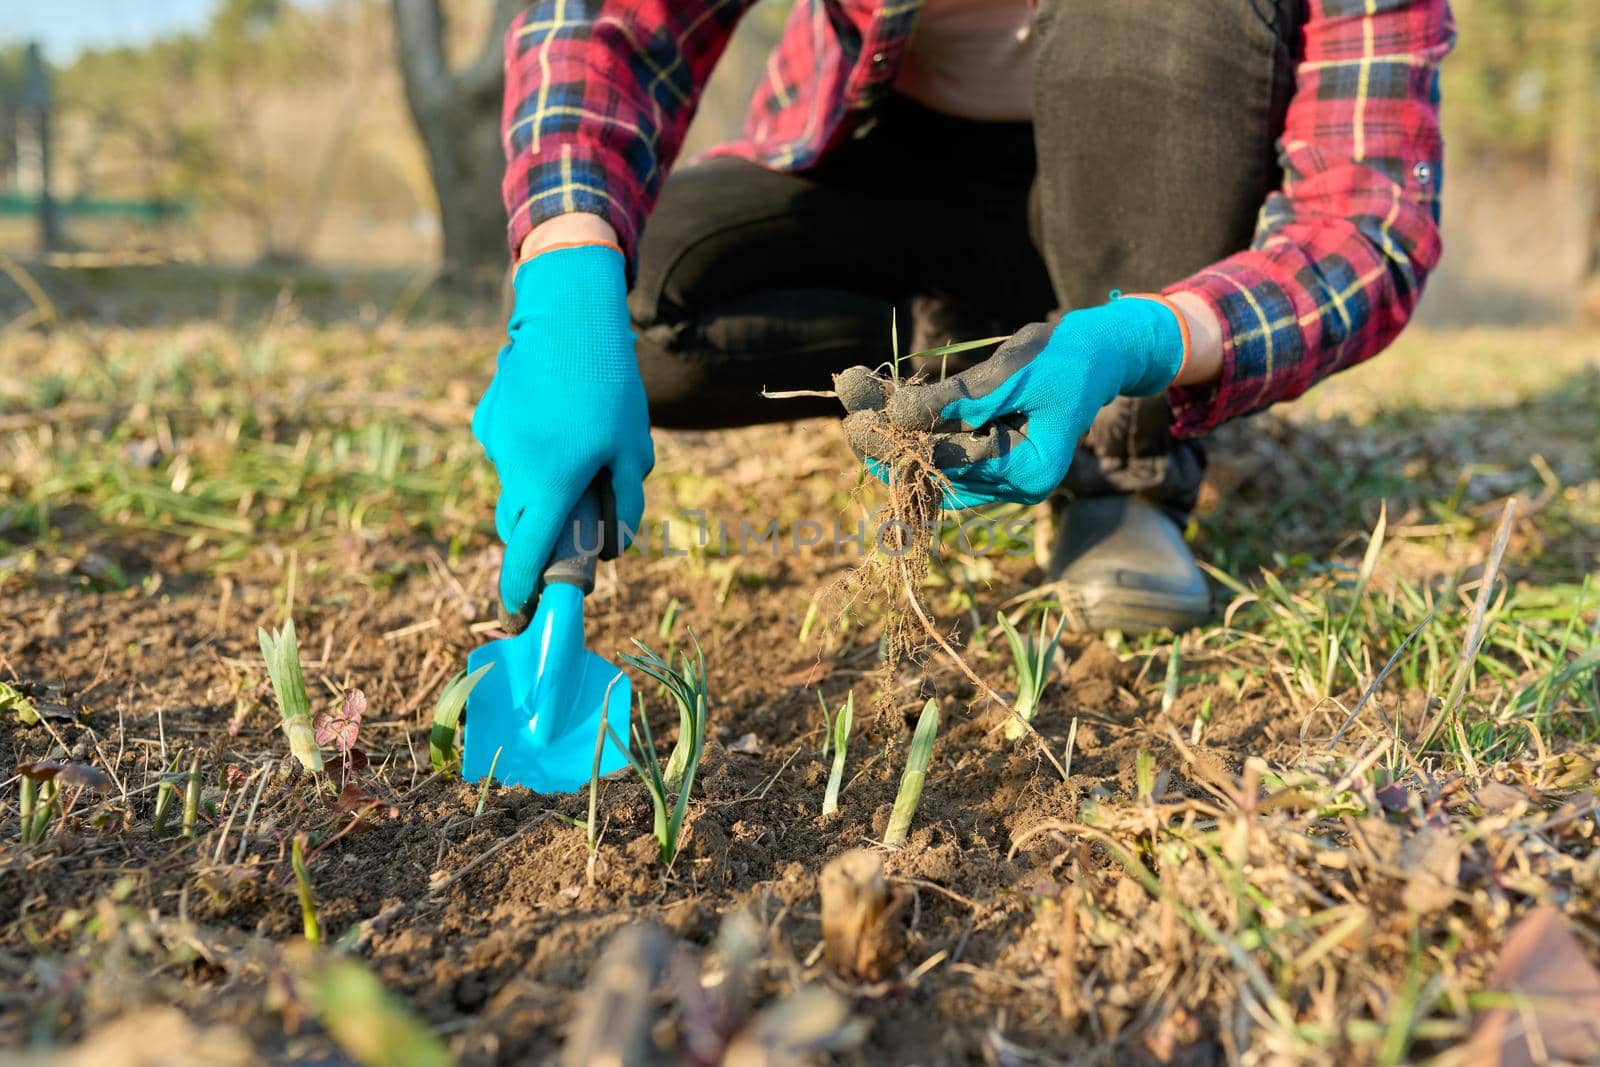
[471,243,654,618]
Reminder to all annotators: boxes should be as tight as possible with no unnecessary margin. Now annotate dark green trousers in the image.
[631,0,1304,518]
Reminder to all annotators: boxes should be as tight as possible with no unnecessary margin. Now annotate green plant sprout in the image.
[1135,750,1158,803]
[292,832,320,944]
[15,761,113,843]
[17,772,50,845]
[1190,695,1214,745]
[1,680,39,725]
[608,639,709,866]
[884,698,939,847]
[474,748,502,818]
[181,754,201,837]
[306,956,453,1067]
[1161,638,1182,716]
[998,609,1068,740]
[586,676,624,885]
[429,663,492,775]
[657,597,682,641]
[258,619,323,774]
[621,631,708,792]
[152,752,183,838]
[822,692,854,817]
[798,593,821,644]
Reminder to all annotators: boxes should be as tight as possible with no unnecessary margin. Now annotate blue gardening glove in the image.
[838,295,1185,509]
[472,244,653,616]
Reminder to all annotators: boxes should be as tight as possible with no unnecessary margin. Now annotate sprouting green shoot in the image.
[32,780,59,843]
[1190,694,1214,745]
[18,775,37,846]
[292,832,320,944]
[308,957,452,1067]
[475,748,502,818]
[1,680,39,725]
[798,594,821,644]
[621,630,708,792]
[589,675,624,858]
[822,691,854,817]
[1135,750,1157,802]
[999,609,1068,740]
[608,638,709,866]
[911,334,1010,381]
[181,754,201,837]
[1161,637,1182,716]
[657,597,682,641]
[429,663,492,775]
[258,619,323,774]
[151,750,183,838]
[884,698,939,847]
[890,307,900,386]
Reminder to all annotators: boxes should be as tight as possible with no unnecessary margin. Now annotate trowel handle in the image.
[541,487,603,595]
[501,485,605,636]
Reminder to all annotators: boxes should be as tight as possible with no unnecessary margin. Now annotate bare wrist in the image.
[1167,290,1225,387]
[518,214,622,264]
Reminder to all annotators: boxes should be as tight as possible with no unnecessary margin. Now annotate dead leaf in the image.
[314,687,366,753]
[1475,781,1528,815]
[323,749,369,779]
[1400,829,1460,914]
[1547,791,1597,836]
[15,760,113,791]
[1376,782,1411,813]
[1548,753,1597,789]
[1466,906,1600,1067]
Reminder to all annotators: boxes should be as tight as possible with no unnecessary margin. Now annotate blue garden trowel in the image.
[463,490,632,793]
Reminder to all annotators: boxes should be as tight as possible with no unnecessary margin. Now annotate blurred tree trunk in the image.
[20,43,63,254]
[392,0,519,289]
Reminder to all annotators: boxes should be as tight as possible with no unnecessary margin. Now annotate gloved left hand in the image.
[839,295,1187,509]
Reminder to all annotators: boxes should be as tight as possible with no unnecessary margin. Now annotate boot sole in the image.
[1059,582,1213,636]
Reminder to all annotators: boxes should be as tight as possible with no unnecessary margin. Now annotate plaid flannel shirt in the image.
[502,0,1455,436]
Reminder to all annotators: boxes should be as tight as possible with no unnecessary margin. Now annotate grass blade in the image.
[475,748,502,817]
[1419,499,1517,750]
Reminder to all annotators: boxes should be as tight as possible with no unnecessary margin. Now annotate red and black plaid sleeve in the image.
[500,1,754,263]
[1165,0,1456,437]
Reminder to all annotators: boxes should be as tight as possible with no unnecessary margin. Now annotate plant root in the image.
[821,372,1067,779]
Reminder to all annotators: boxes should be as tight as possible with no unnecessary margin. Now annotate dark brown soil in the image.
[0,422,1304,1066]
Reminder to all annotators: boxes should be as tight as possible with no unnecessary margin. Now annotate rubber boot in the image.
[1046,495,1212,635]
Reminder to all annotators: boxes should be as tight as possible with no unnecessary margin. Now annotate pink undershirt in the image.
[893,0,1037,122]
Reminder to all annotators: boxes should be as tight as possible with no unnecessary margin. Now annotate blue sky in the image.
[1,0,222,63]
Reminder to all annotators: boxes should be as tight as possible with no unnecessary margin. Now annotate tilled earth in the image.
[4,302,1599,1066]
[0,413,1315,1066]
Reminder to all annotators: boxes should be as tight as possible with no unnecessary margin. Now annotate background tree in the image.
[391,0,519,289]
